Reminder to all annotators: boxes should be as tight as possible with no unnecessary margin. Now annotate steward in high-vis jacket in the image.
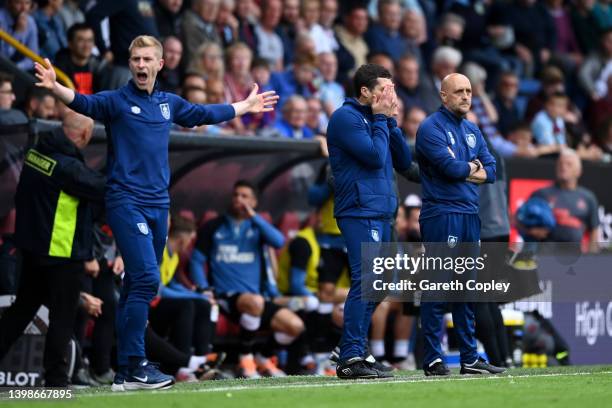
[0,112,104,387]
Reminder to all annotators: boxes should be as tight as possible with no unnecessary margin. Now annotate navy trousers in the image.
[337,217,391,361]
[107,204,168,368]
[419,213,480,367]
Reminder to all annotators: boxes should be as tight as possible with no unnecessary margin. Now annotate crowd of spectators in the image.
[0,0,610,161]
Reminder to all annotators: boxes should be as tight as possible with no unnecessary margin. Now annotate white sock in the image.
[188,355,206,371]
[304,296,320,312]
[274,331,296,345]
[240,313,261,331]
[317,302,334,314]
[393,340,409,359]
[370,339,385,358]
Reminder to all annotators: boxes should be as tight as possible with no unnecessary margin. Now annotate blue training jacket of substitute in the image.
[327,98,412,220]
[416,106,496,219]
[68,80,235,208]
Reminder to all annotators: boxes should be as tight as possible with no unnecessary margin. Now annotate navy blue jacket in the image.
[68,81,235,209]
[416,106,496,219]
[327,98,412,220]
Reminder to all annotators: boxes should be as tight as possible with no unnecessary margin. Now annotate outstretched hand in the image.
[34,58,57,90]
[243,83,279,114]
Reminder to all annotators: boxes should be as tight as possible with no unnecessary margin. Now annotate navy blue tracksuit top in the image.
[327,98,412,220]
[68,81,235,208]
[416,106,496,220]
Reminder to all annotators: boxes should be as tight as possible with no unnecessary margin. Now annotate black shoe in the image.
[365,355,395,373]
[329,347,340,363]
[460,358,506,375]
[337,357,390,379]
[424,360,451,376]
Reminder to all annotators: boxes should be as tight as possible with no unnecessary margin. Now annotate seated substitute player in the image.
[149,215,221,363]
[34,35,278,391]
[277,212,350,375]
[189,180,305,378]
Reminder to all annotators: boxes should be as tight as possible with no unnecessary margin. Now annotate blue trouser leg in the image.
[419,213,480,367]
[337,217,391,362]
[108,204,168,368]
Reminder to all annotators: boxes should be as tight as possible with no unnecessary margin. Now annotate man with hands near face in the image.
[415,73,504,377]
[327,64,412,379]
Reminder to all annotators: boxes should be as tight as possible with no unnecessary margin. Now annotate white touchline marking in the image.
[75,370,612,398]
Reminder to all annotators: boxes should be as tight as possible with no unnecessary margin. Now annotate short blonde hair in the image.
[128,35,163,59]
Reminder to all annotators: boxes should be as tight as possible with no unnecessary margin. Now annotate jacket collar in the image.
[38,127,83,160]
[127,79,160,97]
[439,105,464,125]
[343,97,373,118]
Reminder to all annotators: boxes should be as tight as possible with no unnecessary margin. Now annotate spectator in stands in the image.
[86,0,159,90]
[0,72,28,125]
[235,0,258,51]
[184,86,207,104]
[365,0,408,62]
[463,62,520,159]
[571,0,601,55]
[54,23,100,95]
[317,52,344,116]
[190,180,303,378]
[25,88,56,120]
[525,65,566,121]
[293,32,317,60]
[269,53,317,105]
[181,0,221,69]
[158,36,183,93]
[301,0,334,54]
[182,72,207,93]
[305,96,326,135]
[493,71,522,137]
[57,0,84,31]
[395,54,439,114]
[506,122,560,157]
[507,0,556,73]
[367,51,395,77]
[334,5,369,79]
[434,13,464,50]
[248,58,276,131]
[277,0,300,67]
[155,0,184,39]
[531,92,569,147]
[578,29,612,101]
[33,0,67,61]
[530,149,601,251]
[266,95,314,139]
[224,42,255,133]
[255,0,284,71]
[0,112,104,387]
[319,0,339,52]
[401,106,426,146]
[593,0,612,31]
[206,77,226,103]
[0,0,39,71]
[430,46,462,92]
[588,73,612,136]
[216,0,239,47]
[188,42,225,81]
[149,216,217,357]
[544,0,584,72]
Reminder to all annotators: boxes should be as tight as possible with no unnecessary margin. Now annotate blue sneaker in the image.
[124,360,174,390]
[111,368,126,392]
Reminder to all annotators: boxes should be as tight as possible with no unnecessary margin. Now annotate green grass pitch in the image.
[2,365,611,408]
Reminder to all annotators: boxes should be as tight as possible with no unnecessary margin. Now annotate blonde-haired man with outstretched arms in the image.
[34,35,279,391]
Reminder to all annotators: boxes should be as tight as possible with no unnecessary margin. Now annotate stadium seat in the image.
[0,209,16,235]
[277,211,300,240]
[198,210,218,227]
